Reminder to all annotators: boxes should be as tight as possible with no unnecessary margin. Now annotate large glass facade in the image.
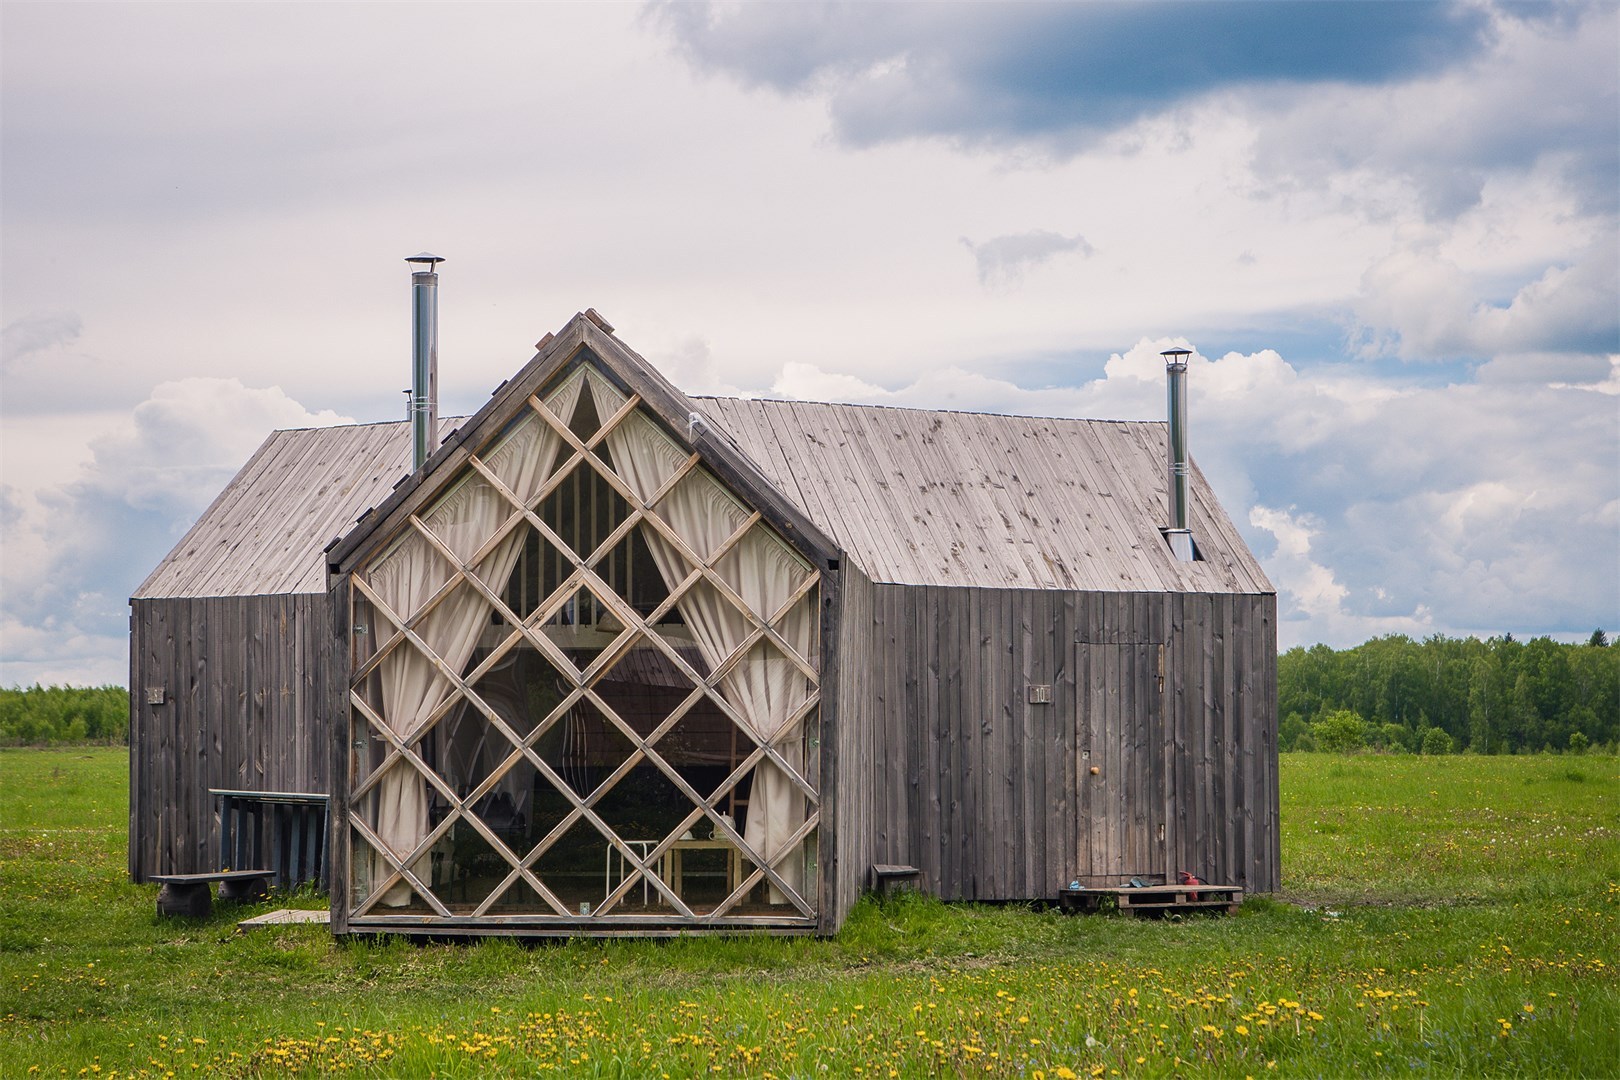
[344,364,821,925]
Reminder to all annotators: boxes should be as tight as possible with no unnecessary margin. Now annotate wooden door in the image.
[1075,642,1167,884]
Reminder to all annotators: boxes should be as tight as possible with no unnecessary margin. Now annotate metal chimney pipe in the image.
[1162,347,1195,562]
[406,252,444,470]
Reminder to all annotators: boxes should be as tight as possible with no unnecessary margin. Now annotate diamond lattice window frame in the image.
[337,359,825,931]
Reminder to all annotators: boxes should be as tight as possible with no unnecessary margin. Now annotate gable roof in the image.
[133,417,461,600]
[135,312,1272,600]
[321,311,839,578]
[697,398,1270,595]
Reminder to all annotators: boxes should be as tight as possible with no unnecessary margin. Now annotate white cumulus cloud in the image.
[767,339,1619,648]
[0,378,351,686]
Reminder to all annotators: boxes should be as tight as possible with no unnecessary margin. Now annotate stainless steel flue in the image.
[406,252,444,470]
[1162,347,1195,562]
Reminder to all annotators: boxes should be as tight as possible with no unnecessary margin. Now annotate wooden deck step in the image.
[868,864,923,897]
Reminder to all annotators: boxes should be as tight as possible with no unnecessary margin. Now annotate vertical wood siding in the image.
[826,560,877,928]
[129,582,1279,907]
[862,586,1278,901]
[128,594,334,882]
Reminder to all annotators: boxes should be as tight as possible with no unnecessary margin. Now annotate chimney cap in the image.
[405,252,445,266]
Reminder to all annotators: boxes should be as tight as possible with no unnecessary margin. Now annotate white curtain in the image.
[604,407,817,904]
[363,378,581,906]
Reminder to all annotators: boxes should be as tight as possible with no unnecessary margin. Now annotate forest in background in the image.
[0,685,127,745]
[1279,632,1618,754]
[2,631,1616,751]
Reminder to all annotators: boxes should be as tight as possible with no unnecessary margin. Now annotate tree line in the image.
[3,631,1617,751]
[1279,631,1618,754]
[0,685,129,745]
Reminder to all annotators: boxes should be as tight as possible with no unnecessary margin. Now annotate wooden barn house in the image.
[130,304,1278,937]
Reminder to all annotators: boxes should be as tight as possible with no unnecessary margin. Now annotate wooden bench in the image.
[868,864,922,897]
[151,870,274,919]
[1059,883,1243,917]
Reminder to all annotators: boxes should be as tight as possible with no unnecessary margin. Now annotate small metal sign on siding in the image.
[1027,684,1053,704]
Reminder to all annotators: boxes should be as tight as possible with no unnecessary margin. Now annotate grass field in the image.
[1,749,1615,1077]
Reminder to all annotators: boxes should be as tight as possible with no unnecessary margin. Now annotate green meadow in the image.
[1,749,1615,1077]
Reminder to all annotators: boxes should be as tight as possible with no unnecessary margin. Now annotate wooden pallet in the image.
[1058,884,1243,917]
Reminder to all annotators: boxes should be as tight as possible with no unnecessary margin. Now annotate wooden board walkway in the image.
[238,908,331,930]
[1058,884,1243,917]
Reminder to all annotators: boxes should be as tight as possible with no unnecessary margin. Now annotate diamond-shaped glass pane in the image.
[658,693,751,787]
[540,457,632,567]
[592,638,698,741]
[429,698,512,798]
[526,781,577,850]
[469,648,571,748]
[794,704,820,790]
[466,755,539,856]
[651,470,751,565]
[734,752,814,909]
[600,836,666,915]
[478,410,561,511]
[647,618,710,679]
[534,818,609,911]
[348,702,387,782]
[352,594,384,671]
[348,829,384,910]
[587,527,669,623]
[537,584,625,667]
[721,638,815,744]
[663,841,737,913]
[364,748,439,832]
[734,845,811,912]
[351,826,434,914]
[647,578,756,683]
[363,529,458,630]
[440,821,512,912]
[417,473,510,566]
[532,696,638,801]
[477,521,567,622]
[379,575,495,684]
[591,761,699,853]
[594,408,690,505]
[772,591,820,668]
[712,525,816,621]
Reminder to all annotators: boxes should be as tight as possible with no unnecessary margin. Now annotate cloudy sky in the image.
[2,1,1616,686]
